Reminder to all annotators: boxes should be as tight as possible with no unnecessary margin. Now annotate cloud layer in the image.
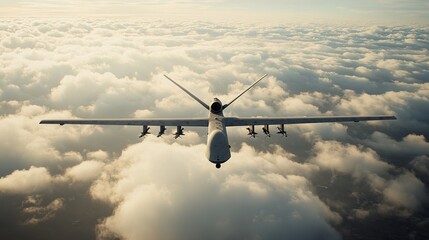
[0,18,428,239]
[92,141,341,240]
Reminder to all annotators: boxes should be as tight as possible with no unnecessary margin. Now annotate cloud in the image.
[0,102,101,175]
[22,196,64,225]
[0,18,428,239]
[367,132,429,158]
[86,150,109,161]
[92,141,340,240]
[0,159,107,197]
[0,113,61,173]
[0,167,54,194]
[312,140,392,179]
[380,172,427,216]
[312,140,428,218]
[410,155,429,174]
[64,160,105,183]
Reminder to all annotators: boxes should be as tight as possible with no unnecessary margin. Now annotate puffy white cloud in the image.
[312,140,428,217]
[278,98,321,116]
[367,132,429,157]
[0,114,61,172]
[0,167,54,194]
[49,70,160,118]
[335,91,397,116]
[65,160,105,183]
[0,159,106,196]
[92,141,340,240]
[86,150,109,161]
[312,141,392,179]
[297,123,349,143]
[0,102,102,175]
[380,172,427,216]
[63,151,83,162]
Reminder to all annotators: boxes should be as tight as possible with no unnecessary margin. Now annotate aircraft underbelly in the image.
[205,129,231,163]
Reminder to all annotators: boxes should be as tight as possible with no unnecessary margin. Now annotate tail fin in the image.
[163,74,209,110]
[222,74,267,110]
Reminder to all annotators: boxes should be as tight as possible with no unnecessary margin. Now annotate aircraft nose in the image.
[206,130,231,163]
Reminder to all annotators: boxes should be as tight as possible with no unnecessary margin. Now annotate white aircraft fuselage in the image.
[206,98,231,167]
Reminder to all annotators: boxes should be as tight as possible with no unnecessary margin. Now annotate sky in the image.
[0,1,429,240]
[0,0,428,24]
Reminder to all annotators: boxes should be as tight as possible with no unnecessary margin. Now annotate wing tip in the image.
[39,120,65,125]
[383,115,397,120]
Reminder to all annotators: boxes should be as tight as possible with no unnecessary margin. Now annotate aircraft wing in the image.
[224,115,396,126]
[39,118,209,126]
